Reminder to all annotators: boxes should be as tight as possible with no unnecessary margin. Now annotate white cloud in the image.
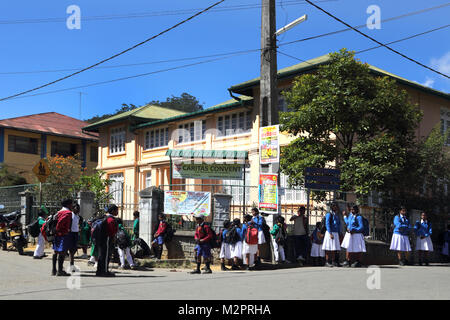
[431,51,450,76]
[421,77,434,88]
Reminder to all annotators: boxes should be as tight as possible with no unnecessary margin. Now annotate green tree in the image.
[148,92,204,113]
[280,49,423,199]
[0,164,27,186]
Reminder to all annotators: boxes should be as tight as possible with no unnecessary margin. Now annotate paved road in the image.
[0,250,449,300]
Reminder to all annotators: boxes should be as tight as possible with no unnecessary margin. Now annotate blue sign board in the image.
[304,167,341,191]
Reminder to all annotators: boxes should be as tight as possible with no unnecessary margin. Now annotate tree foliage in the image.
[280,49,423,199]
[0,164,27,186]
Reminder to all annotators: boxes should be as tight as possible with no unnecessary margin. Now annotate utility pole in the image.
[78,92,87,120]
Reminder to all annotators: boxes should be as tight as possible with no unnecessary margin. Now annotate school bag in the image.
[116,228,129,249]
[131,237,152,258]
[245,223,259,245]
[27,219,41,238]
[225,225,241,244]
[275,224,288,246]
[201,223,220,248]
[361,216,370,237]
[90,216,107,245]
[163,222,176,243]
[42,213,59,243]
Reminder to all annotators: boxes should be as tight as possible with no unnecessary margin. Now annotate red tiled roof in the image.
[0,112,98,141]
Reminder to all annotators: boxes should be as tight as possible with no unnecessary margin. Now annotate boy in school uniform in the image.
[346,205,366,267]
[219,220,232,271]
[322,203,342,267]
[96,205,119,277]
[51,199,74,276]
[289,206,309,262]
[68,203,81,268]
[152,213,168,260]
[251,208,266,266]
[390,206,412,266]
[191,214,213,274]
[414,212,433,266]
[310,222,325,266]
[242,214,258,270]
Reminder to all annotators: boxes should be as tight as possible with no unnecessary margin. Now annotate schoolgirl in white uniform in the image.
[310,222,325,266]
[219,220,232,271]
[390,206,412,265]
[229,218,243,270]
[414,212,433,266]
[322,203,342,267]
[346,205,366,267]
[341,205,353,266]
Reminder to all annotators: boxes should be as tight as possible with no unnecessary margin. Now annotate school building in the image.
[0,112,99,183]
[83,54,450,222]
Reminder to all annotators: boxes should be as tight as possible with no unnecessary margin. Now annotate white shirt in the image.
[71,213,80,232]
[293,216,306,236]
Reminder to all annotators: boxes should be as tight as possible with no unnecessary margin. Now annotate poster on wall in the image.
[172,162,243,180]
[260,125,280,164]
[164,190,211,216]
[258,174,278,214]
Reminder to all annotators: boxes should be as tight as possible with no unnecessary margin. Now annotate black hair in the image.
[73,203,80,210]
[298,206,306,212]
[251,207,259,215]
[158,213,165,219]
[232,218,240,226]
[116,218,123,225]
[400,206,407,211]
[244,214,252,222]
[223,219,231,228]
[107,204,118,214]
[37,209,46,217]
[277,215,285,224]
[352,205,359,214]
[316,221,322,228]
[133,211,140,218]
[61,198,73,208]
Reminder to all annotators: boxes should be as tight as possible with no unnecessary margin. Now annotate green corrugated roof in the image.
[229,54,450,100]
[132,95,253,131]
[166,149,248,159]
[83,104,187,132]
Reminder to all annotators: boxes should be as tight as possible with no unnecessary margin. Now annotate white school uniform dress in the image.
[220,241,232,259]
[390,234,411,251]
[341,232,350,249]
[230,241,242,259]
[258,230,266,245]
[416,236,433,251]
[347,233,366,253]
[33,233,45,257]
[311,243,325,257]
[322,231,341,251]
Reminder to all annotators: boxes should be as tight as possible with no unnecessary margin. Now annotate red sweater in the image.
[154,221,167,237]
[55,210,72,237]
[194,223,212,243]
[105,215,118,238]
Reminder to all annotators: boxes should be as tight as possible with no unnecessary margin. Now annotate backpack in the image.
[225,226,241,244]
[201,223,220,249]
[361,216,370,237]
[163,222,176,243]
[27,219,41,238]
[43,213,59,243]
[132,237,152,258]
[116,228,129,249]
[90,216,107,245]
[275,224,288,246]
[245,222,259,245]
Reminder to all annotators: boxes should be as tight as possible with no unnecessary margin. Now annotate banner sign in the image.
[258,174,278,214]
[260,125,280,164]
[164,191,211,216]
[172,162,243,180]
[304,167,341,190]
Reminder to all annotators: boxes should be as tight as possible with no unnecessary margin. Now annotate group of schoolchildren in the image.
[32,199,143,277]
[191,203,450,273]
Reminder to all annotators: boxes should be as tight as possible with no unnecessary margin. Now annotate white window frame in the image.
[110,127,125,155]
[145,127,169,150]
[280,173,306,204]
[145,171,152,188]
[177,120,206,144]
[109,173,124,205]
[216,111,252,138]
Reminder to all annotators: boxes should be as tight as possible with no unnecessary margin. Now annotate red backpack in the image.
[246,222,259,245]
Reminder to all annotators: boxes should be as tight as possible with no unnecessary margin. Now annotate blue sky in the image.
[0,0,449,121]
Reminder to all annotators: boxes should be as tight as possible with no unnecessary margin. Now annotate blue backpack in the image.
[361,216,370,236]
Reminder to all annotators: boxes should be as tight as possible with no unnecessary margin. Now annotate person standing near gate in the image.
[190,214,213,274]
[290,206,309,263]
[322,203,342,267]
[390,206,412,266]
[52,199,74,276]
[68,203,81,267]
[251,208,266,266]
[345,205,366,267]
[33,209,47,259]
[414,212,433,266]
[96,204,119,277]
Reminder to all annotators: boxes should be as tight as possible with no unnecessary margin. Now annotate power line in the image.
[279,2,450,47]
[0,0,226,102]
[6,51,255,100]
[0,0,337,25]
[303,0,450,79]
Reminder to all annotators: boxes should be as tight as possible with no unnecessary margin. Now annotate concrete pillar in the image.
[19,189,33,226]
[78,191,95,220]
[139,187,163,247]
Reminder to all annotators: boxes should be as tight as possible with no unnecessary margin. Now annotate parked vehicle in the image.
[0,210,27,255]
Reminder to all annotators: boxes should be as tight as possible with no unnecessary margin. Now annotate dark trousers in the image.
[0,232,7,250]
[97,237,113,275]
[294,235,308,258]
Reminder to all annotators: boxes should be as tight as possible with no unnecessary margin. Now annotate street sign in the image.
[32,159,51,183]
[304,167,340,190]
